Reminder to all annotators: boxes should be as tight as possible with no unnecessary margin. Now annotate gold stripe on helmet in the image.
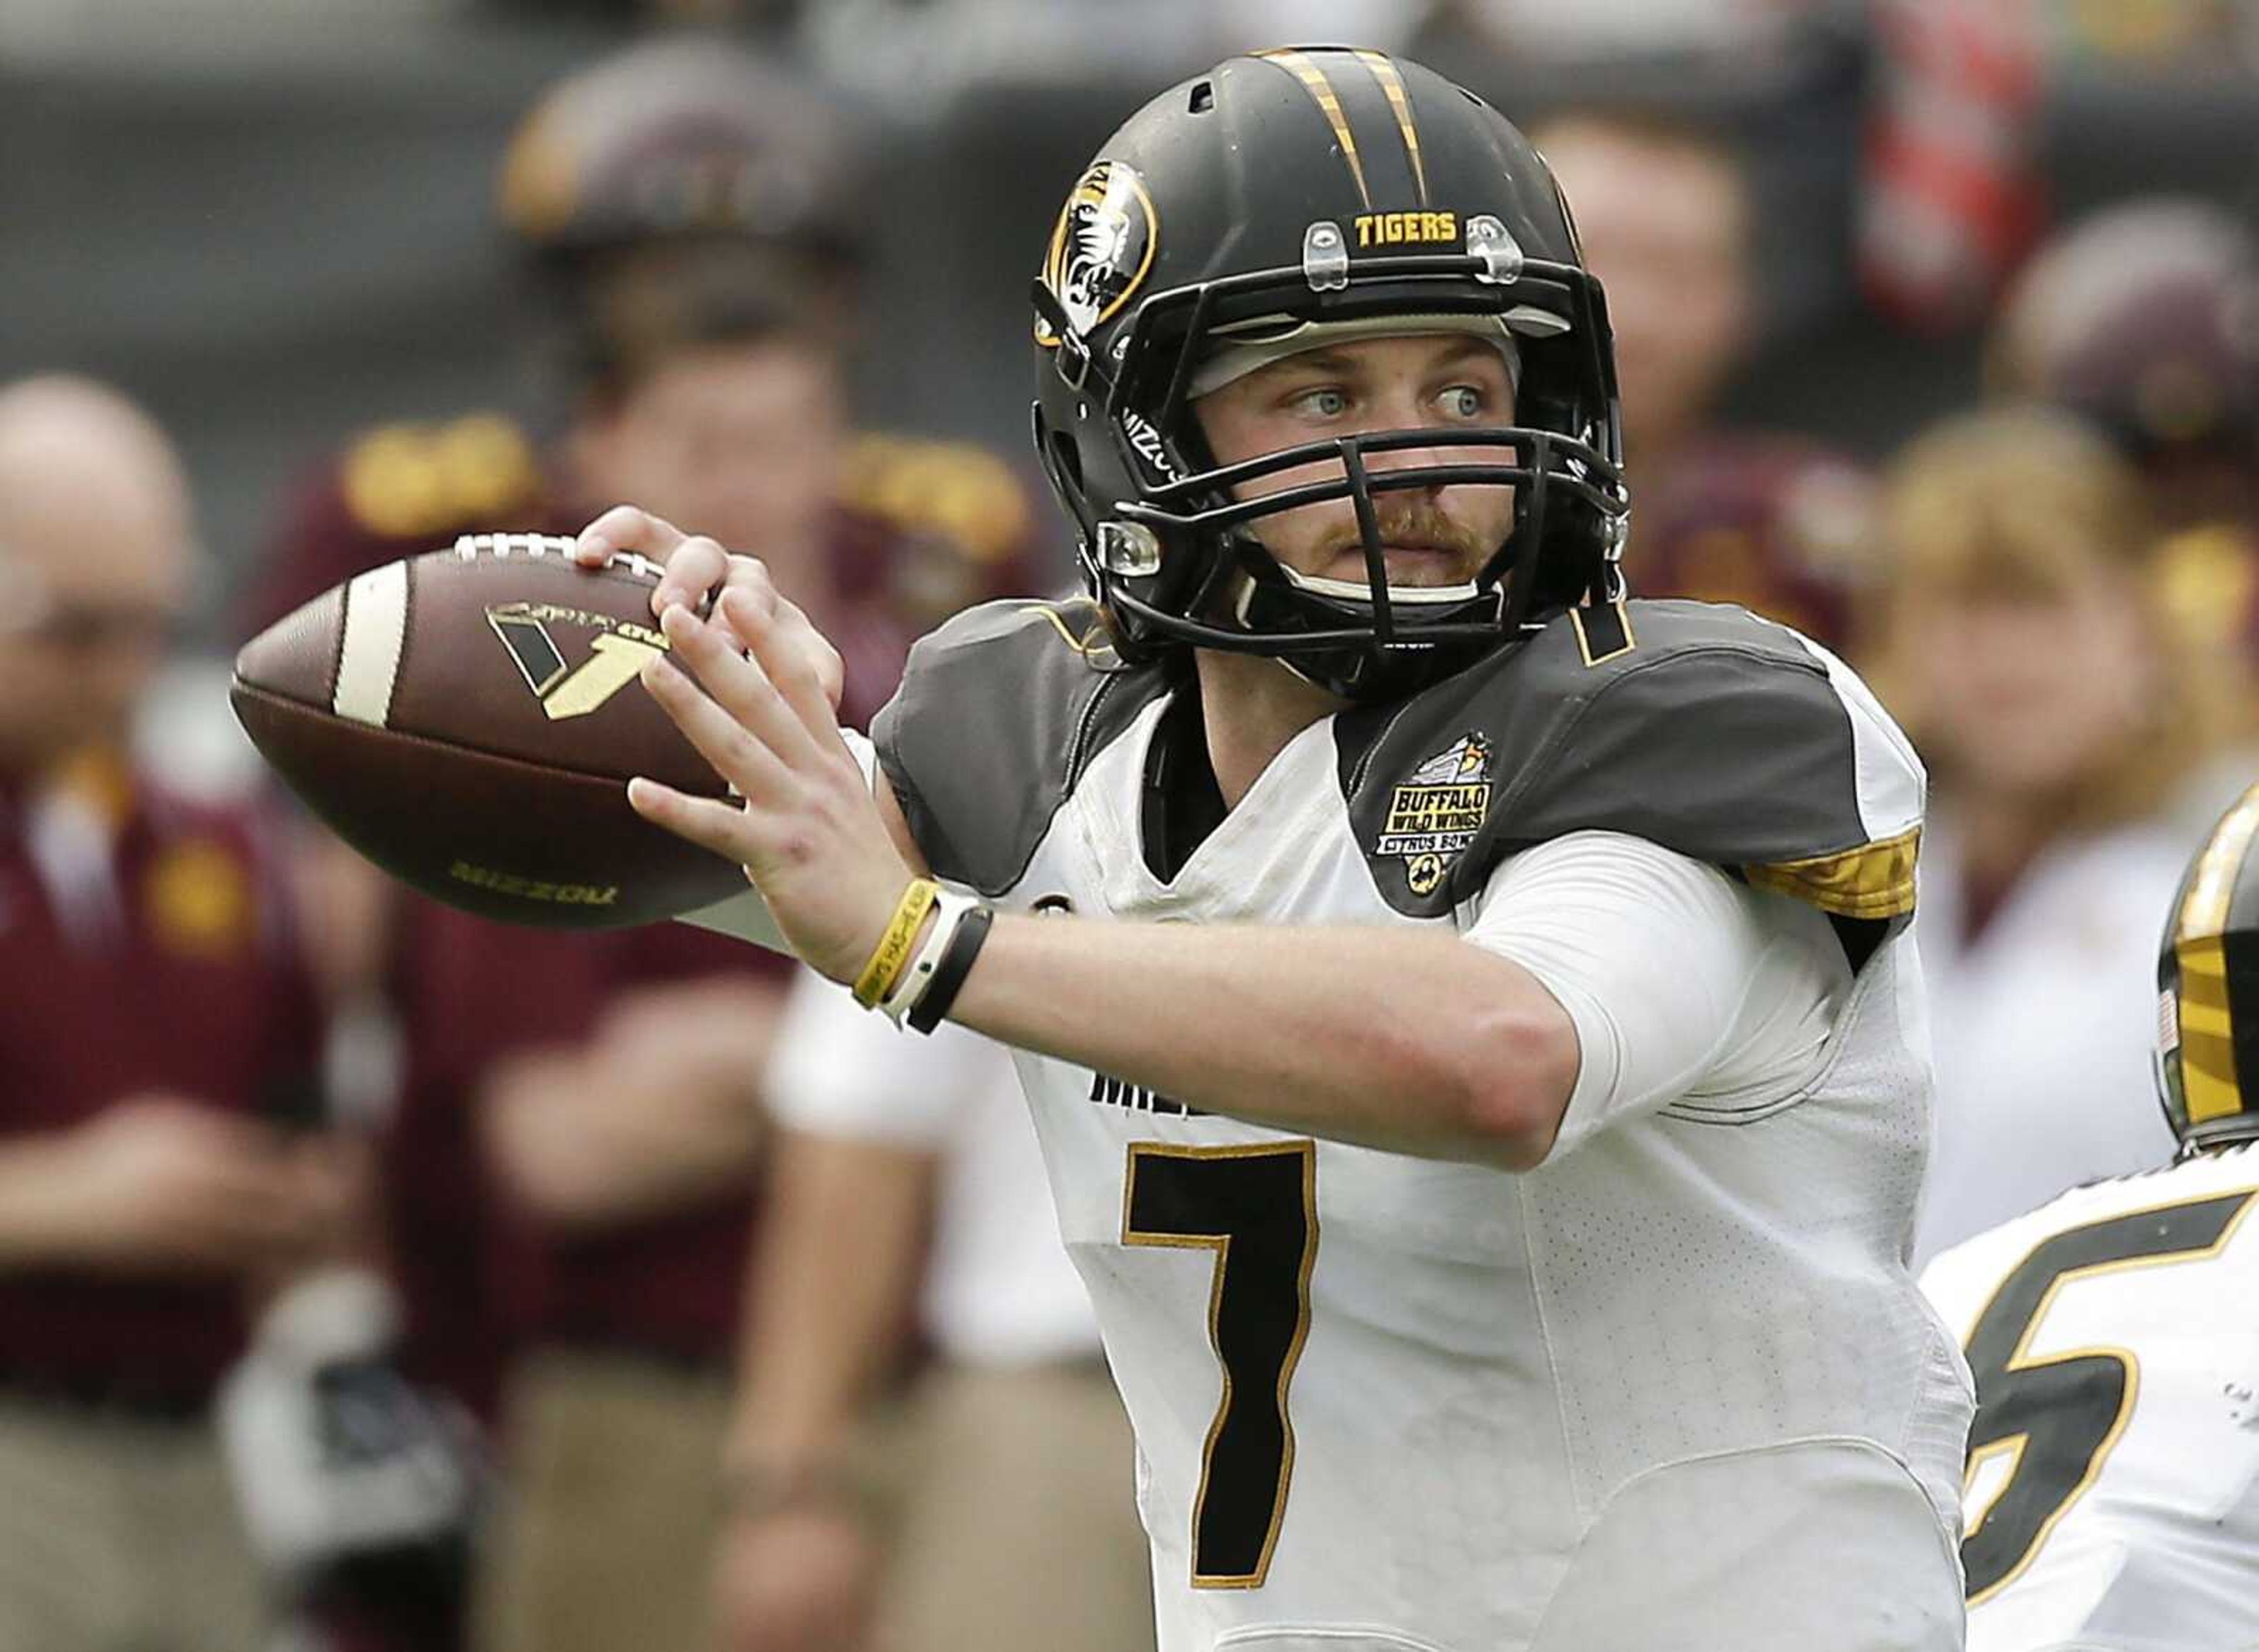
[2174,934,2245,1125]
[1256,48,1372,210]
[1353,51,1428,206]
[2175,781,2259,944]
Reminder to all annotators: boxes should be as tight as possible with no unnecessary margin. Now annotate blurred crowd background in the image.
[2,2,2257,1651]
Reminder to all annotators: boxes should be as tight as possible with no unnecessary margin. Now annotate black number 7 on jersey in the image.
[1123,1141,1318,1589]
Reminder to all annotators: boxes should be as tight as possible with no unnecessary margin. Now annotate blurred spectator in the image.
[2150,520,2259,835]
[245,34,1039,1652]
[0,374,350,1652]
[1535,109,1884,654]
[1867,407,2221,1263]
[1534,111,1755,479]
[1985,195,2259,845]
[1990,196,2259,535]
[714,970,1152,1652]
[1989,197,2259,840]
[1630,435,1882,656]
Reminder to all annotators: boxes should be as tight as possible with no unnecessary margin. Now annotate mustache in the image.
[1315,498,1497,562]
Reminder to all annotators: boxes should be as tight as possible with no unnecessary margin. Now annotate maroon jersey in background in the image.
[1629,432,1882,657]
[0,755,323,1405]
[249,414,1044,1414]
[388,914,791,1391]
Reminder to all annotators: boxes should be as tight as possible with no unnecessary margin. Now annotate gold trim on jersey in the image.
[1352,51,1427,205]
[1743,825,1920,920]
[1960,1435,2025,1541]
[1255,49,1372,210]
[838,433,1033,565]
[1568,597,1637,668]
[1121,1139,1319,1591]
[1961,1185,2259,1608]
[341,414,539,542]
[2173,934,2244,1125]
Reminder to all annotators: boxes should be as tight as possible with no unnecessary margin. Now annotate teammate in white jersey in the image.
[1921,779,2259,1651]
[567,47,1973,1651]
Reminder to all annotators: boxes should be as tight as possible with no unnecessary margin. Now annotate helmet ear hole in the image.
[1032,407,1094,545]
[1048,427,1084,494]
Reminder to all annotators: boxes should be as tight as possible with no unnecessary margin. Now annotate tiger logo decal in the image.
[1035,160,1158,348]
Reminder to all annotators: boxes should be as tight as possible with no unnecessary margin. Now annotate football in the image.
[231,532,744,928]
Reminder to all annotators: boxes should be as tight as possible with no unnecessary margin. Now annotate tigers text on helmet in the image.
[1028,47,1628,701]
[2157,778,2259,1154]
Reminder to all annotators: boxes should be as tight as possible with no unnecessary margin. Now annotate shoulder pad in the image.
[872,599,1165,893]
[340,414,543,542]
[1338,599,1925,919]
[838,434,1035,569]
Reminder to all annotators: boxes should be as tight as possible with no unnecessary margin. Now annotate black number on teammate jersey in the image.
[1960,1187,2255,1603]
[1122,1141,1317,1589]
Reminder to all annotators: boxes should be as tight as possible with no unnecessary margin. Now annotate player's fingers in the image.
[659,604,828,769]
[652,535,741,621]
[717,553,779,612]
[699,555,779,652]
[574,505,685,568]
[627,777,767,866]
[639,642,802,797]
[721,588,844,742]
[762,593,846,711]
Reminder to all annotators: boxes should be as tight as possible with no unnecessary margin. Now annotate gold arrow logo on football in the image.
[485,602,668,721]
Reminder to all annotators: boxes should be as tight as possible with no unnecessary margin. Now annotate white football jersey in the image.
[1921,1141,2259,1651]
[875,598,1974,1652]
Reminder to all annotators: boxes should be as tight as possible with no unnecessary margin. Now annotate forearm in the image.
[485,1068,765,1230]
[726,1131,931,1476]
[0,1135,83,1269]
[617,602,1571,1161]
[946,916,1577,1168]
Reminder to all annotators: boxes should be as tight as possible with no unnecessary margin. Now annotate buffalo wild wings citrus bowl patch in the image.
[1378,733,1493,895]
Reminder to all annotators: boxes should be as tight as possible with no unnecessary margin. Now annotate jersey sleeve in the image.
[1464,830,1849,1159]
[1344,601,1927,932]
[870,598,1167,895]
[1504,624,1924,918]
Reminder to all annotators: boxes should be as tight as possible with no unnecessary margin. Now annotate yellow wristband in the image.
[852,879,939,1008]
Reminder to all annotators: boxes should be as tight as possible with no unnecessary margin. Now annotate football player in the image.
[578,49,1973,1650]
[1920,778,2259,1651]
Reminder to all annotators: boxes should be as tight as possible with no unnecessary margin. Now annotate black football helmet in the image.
[2156,778,2259,1154]
[1029,47,1628,700]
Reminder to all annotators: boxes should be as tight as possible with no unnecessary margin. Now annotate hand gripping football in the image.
[231,534,742,928]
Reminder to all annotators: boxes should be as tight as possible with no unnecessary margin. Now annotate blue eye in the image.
[1439,385,1486,419]
[1294,387,1350,418]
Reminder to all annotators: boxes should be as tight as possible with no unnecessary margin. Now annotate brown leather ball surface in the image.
[232,534,745,929]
